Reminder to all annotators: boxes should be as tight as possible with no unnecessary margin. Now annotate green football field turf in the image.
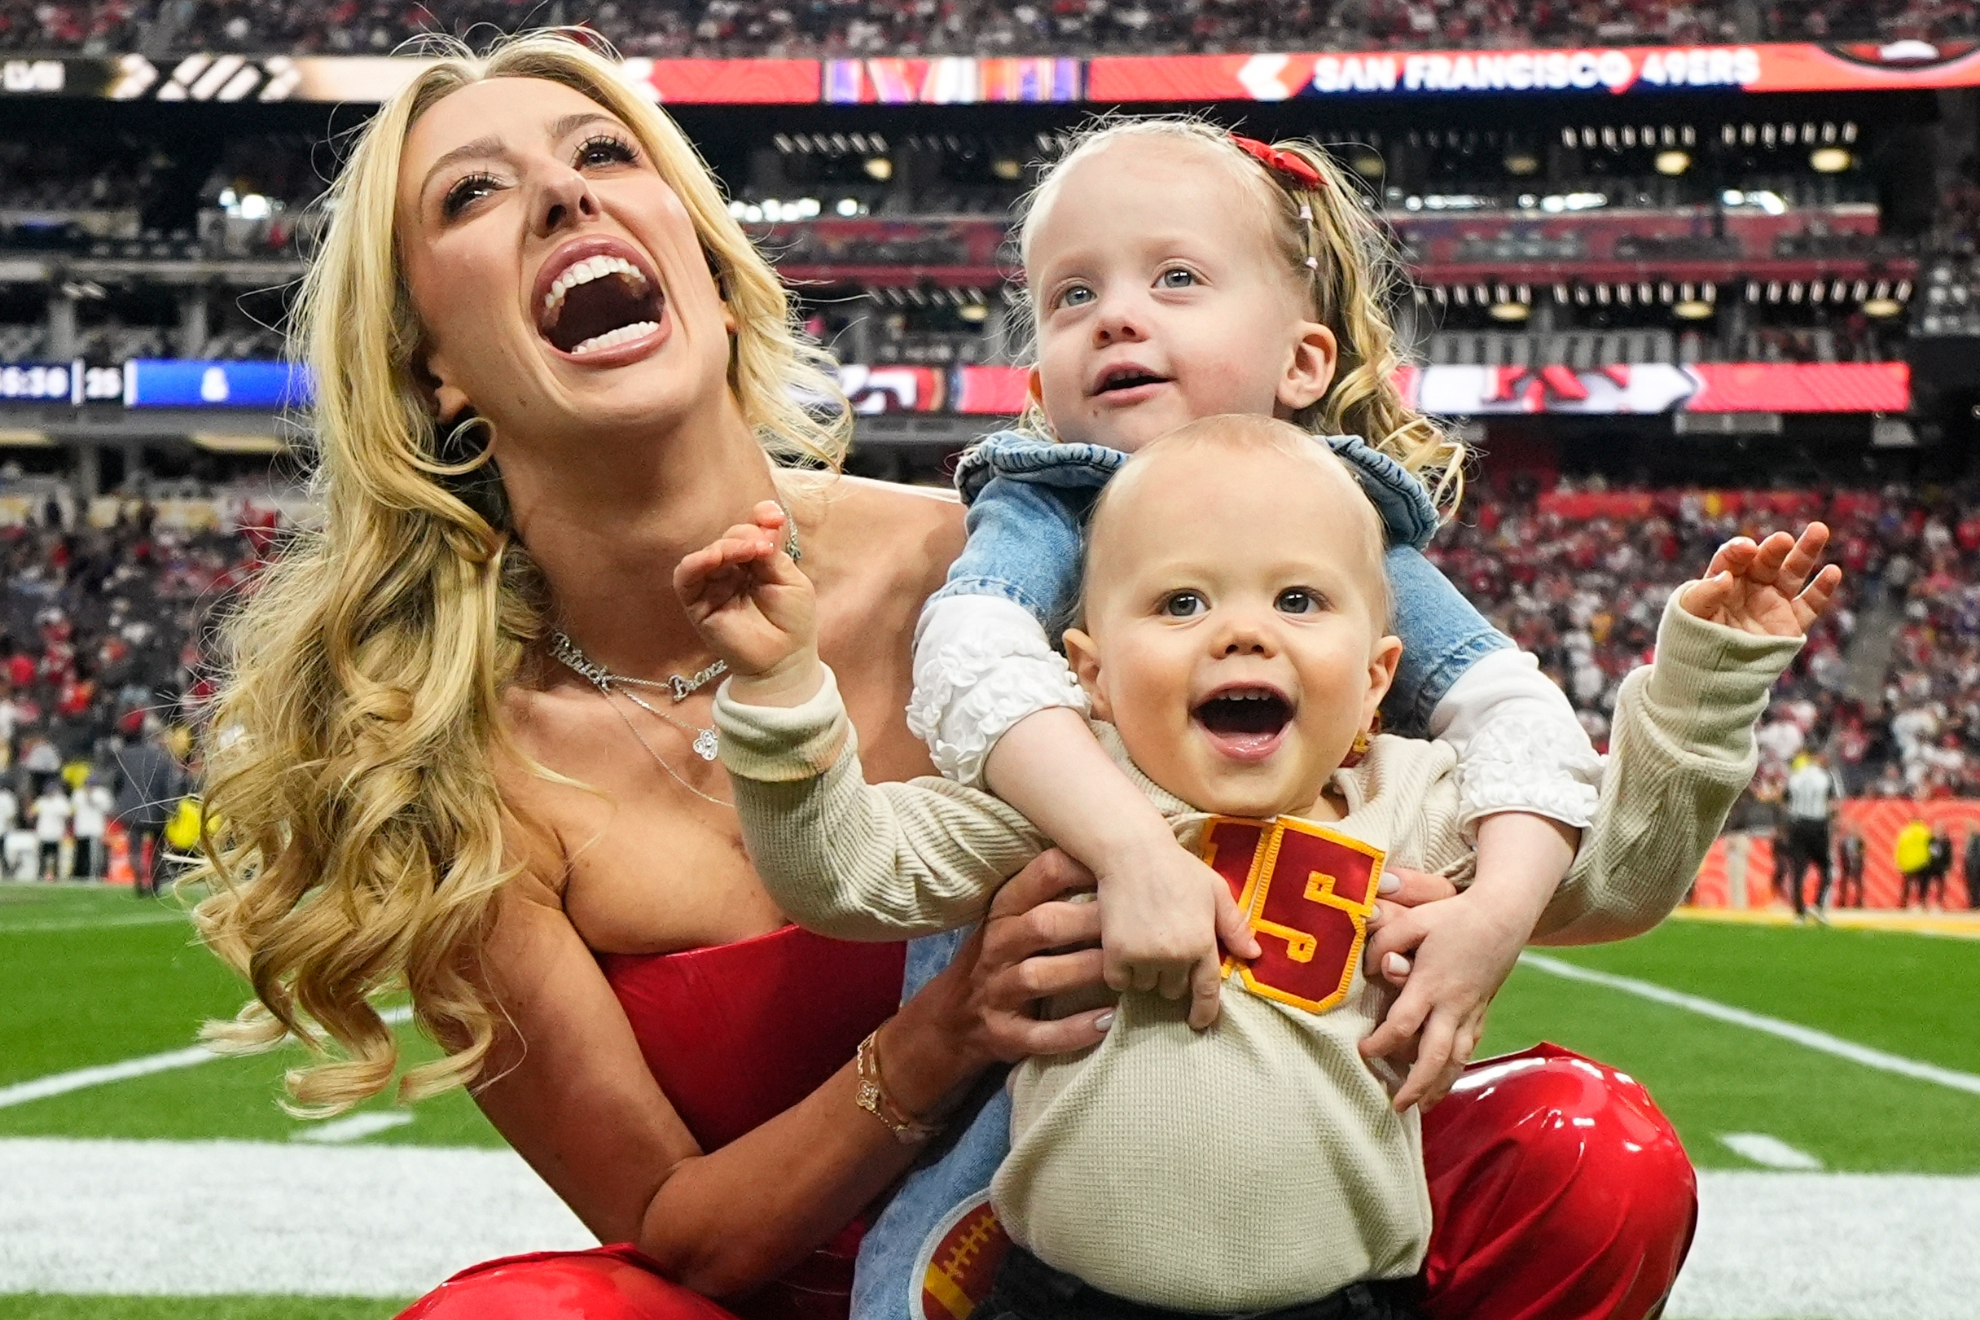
[4,882,1976,1318]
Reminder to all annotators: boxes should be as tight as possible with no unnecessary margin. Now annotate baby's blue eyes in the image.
[1158,268,1196,288]
[1157,589,1327,617]
[1161,591,1206,617]
[1057,285,1094,309]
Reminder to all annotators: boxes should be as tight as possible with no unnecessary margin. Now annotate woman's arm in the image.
[469,852,1110,1301]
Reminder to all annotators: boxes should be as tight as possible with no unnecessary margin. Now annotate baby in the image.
[676,414,1836,1320]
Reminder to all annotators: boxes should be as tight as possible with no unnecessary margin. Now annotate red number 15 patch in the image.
[1200,816,1386,1014]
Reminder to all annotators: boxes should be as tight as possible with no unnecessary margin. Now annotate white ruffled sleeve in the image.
[907,594,1089,787]
[1429,648,1604,834]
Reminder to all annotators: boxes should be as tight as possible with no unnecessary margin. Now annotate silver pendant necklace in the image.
[550,629,723,760]
[548,502,800,792]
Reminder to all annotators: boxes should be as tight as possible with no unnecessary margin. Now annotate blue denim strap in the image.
[954,431,1127,506]
[1324,434,1439,552]
[1380,544,1512,738]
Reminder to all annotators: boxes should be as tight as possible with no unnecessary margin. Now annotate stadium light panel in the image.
[1863,297,1903,318]
[1810,147,1852,173]
[863,157,893,181]
[1655,150,1690,176]
[1674,300,1714,319]
[1488,300,1529,322]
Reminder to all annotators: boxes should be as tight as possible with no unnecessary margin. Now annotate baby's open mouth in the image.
[1093,365,1171,395]
[1193,685,1293,761]
[538,254,665,356]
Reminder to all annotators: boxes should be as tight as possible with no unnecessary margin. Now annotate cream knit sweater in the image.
[715,590,1801,1311]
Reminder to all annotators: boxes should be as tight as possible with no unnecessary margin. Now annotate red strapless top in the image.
[599,926,906,1320]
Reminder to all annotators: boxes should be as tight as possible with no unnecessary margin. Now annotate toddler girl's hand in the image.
[1356,882,1527,1112]
[1680,523,1841,637]
[673,501,820,706]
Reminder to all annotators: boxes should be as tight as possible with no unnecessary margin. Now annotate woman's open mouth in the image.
[535,241,668,362]
[1192,685,1293,762]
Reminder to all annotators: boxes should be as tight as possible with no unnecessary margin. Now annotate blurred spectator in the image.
[113,714,182,898]
[30,778,67,880]
[1896,812,1932,906]
[1836,822,1865,907]
[1925,823,1954,908]
[70,775,111,880]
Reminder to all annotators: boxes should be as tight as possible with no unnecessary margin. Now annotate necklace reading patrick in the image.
[549,507,800,803]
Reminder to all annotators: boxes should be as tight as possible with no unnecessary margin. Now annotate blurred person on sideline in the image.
[1966,826,1980,910]
[1837,823,1866,908]
[1783,751,1842,921]
[113,713,182,897]
[1925,825,1954,910]
[70,775,112,880]
[31,779,69,881]
[1896,812,1933,908]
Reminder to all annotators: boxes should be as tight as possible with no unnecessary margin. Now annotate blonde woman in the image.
[195,33,1695,1320]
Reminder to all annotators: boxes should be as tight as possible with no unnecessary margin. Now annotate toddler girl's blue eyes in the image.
[1276,589,1323,615]
[1158,268,1196,288]
[1057,285,1094,309]
[1161,591,1206,618]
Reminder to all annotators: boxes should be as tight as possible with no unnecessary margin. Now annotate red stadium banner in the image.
[624,57,819,104]
[9,42,1977,103]
[936,361,1907,417]
[1086,41,1980,102]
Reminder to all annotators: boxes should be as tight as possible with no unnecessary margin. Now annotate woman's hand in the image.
[1680,523,1841,638]
[888,850,1112,1117]
[674,501,821,706]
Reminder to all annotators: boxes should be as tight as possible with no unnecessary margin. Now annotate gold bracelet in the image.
[854,1027,943,1145]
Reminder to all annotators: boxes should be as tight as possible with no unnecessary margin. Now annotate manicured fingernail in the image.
[1383,952,1411,978]
[1094,1011,1115,1032]
[1379,871,1401,895]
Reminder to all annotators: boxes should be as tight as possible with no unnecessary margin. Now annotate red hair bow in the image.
[1231,135,1323,190]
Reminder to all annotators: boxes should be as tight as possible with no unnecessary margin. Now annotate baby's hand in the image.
[673,501,820,705]
[1356,884,1528,1111]
[1680,523,1841,638]
[1097,840,1260,1030]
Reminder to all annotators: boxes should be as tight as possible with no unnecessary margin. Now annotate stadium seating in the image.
[1427,480,1980,800]
[2,0,1978,56]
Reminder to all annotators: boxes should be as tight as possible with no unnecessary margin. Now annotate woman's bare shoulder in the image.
[805,473,964,595]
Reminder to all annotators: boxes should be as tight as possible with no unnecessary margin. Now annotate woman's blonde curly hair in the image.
[1012,116,1463,517]
[188,29,848,1116]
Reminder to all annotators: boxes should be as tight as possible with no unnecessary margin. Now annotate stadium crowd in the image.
[1428,476,1980,801]
[3,0,1980,57]
[0,485,274,881]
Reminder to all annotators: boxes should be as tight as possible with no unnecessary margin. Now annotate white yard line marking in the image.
[1719,1132,1824,1170]
[0,1006,414,1111]
[1519,952,1980,1097]
[0,912,191,934]
[293,1112,414,1144]
[0,1137,592,1297]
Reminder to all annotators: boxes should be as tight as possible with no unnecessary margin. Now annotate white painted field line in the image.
[0,1137,593,1296]
[293,1112,414,1144]
[1519,952,1980,1097]
[0,912,191,934]
[0,1005,415,1111]
[1719,1132,1824,1170]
